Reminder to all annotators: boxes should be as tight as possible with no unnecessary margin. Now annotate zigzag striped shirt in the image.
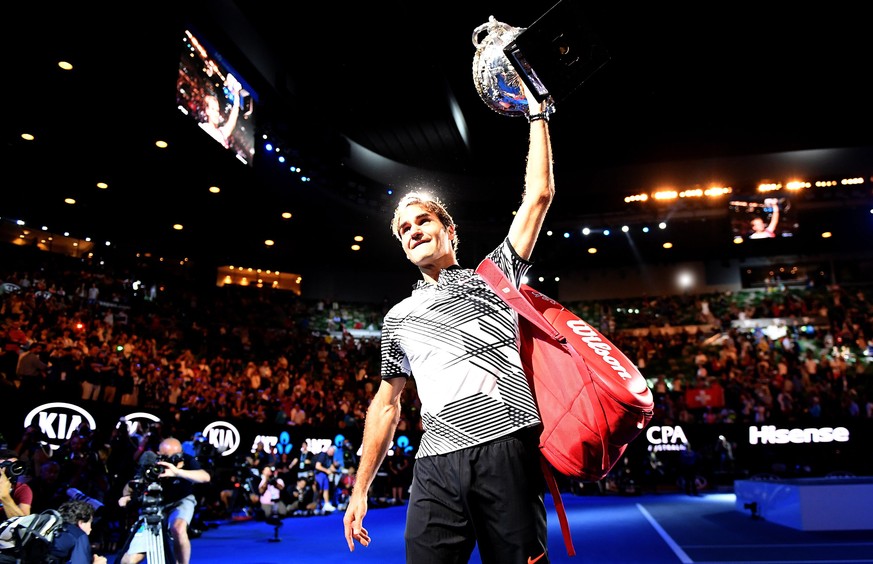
[381,238,541,458]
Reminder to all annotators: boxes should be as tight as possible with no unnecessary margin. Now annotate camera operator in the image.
[117,438,210,564]
[0,448,31,519]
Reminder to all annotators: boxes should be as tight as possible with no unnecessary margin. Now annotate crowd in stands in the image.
[2,252,870,437]
[1,245,872,555]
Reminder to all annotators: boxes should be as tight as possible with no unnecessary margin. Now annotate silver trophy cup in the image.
[472,16,555,118]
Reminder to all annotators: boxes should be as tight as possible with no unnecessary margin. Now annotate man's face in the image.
[159,444,183,467]
[79,518,93,535]
[396,203,455,267]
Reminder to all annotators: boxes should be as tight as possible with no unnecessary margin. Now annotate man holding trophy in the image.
[343,14,562,563]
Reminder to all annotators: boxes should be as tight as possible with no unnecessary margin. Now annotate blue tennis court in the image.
[165,491,873,563]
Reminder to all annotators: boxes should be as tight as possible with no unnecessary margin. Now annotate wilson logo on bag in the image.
[518,286,654,480]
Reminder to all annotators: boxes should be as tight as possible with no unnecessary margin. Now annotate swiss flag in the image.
[685,384,725,408]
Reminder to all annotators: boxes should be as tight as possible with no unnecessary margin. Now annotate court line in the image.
[637,503,693,564]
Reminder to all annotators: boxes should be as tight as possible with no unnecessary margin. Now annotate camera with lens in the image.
[141,453,184,483]
[1,460,26,479]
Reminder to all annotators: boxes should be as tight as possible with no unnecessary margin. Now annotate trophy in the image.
[472,1,611,118]
[472,16,547,118]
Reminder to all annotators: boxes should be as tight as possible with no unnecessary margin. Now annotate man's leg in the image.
[119,527,148,564]
[405,455,476,564]
[167,496,197,564]
[170,516,191,564]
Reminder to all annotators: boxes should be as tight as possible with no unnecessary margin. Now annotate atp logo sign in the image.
[202,421,241,457]
[23,402,97,451]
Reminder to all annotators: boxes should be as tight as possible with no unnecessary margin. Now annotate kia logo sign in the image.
[120,412,162,435]
[202,421,241,456]
[23,402,97,450]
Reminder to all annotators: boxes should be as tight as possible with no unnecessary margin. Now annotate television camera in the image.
[139,453,184,483]
[121,451,183,564]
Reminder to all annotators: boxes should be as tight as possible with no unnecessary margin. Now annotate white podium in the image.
[734,477,873,531]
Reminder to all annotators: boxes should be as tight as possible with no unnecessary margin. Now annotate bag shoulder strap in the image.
[476,259,566,342]
[476,258,576,557]
[477,258,611,472]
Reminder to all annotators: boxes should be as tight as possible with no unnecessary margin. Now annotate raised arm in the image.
[764,198,780,234]
[507,90,555,261]
[219,73,242,142]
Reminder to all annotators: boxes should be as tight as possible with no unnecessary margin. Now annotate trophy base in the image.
[503,0,611,104]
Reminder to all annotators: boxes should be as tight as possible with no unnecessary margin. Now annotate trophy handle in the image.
[471,16,529,117]
[472,16,519,50]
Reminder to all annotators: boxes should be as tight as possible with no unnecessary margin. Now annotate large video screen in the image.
[176,29,257,166]
[729,195,796,243]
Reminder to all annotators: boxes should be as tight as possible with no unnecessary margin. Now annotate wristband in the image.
[528,113,549,123]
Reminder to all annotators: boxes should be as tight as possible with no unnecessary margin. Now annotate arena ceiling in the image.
[4,1,872,290]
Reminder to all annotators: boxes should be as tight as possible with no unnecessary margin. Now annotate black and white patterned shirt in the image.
[381,238,541,458]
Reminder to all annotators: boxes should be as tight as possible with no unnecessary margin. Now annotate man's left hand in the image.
[157,461,181,478]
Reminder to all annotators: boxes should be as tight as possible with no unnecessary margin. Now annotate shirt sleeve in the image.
[484,237,533,289]
[380,307,411,381]
[14,483,33,506]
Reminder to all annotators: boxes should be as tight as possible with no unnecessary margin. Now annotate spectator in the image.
[27,460,67,514]
[313,445,337,512]
[290,441,314,481]
[16,342,48,396]
[287,477,317,516]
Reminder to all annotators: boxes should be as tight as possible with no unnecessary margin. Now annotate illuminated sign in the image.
[250,434,279,453]
[645,425,689,452]
[307,437,333,454]
[275,431,294,455]
[23,402,97,451]
[748,425,850,445]
[202,421,241,456]
[120,411,162,435]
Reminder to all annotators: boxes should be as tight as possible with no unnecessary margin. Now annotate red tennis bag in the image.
[477,259,654,555]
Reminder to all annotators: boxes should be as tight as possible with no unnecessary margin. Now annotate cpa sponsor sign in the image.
[646,425,689,452]
[23,402,97,451]
[202,421,241,457]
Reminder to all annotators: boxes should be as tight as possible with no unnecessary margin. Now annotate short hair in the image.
[58,499,94,525]
[390,191,459,252]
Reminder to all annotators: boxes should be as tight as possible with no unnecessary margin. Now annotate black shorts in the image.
[404,428,548,564]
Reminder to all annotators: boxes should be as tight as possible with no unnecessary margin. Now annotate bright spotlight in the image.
[677,271,693,289]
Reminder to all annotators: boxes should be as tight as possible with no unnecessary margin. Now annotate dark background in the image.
[4,1,872,298]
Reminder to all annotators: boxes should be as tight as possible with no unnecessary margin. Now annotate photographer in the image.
[257,466,286,519]
[117,438,210,564]
[0,448,31,519]
[48,499,108,564]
